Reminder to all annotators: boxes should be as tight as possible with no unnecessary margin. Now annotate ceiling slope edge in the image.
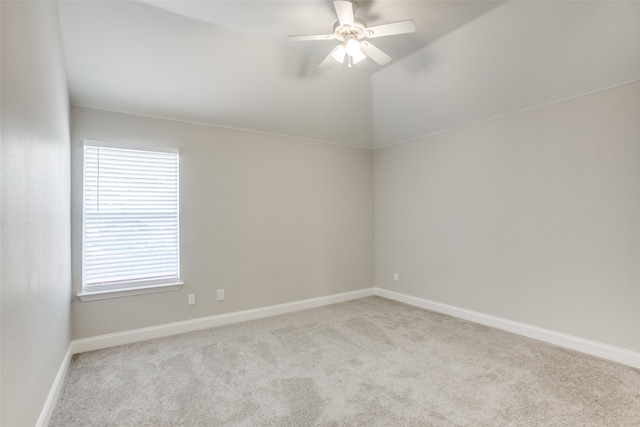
[70,104,375,151]
[373,79,640,151]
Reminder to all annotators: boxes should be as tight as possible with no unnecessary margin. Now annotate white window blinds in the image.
[83,145,180,292]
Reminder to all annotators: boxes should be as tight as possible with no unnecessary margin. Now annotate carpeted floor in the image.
[50,297,640,426]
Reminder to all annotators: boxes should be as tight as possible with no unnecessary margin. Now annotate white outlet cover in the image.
[216,289,224,302]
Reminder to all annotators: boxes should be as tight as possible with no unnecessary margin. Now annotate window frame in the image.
[77,141,183,301]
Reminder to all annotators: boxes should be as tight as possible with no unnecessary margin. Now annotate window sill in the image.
[77,282,184,302]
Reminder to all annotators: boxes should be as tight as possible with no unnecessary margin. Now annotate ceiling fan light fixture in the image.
[345,38,361,56]
[351,48,367,64]
[347,49,366,68]
[330,44,346,63]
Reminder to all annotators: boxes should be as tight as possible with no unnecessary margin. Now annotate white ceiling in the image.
[57,1,502,148]
[372,1,640,147]
[143,0,503,74]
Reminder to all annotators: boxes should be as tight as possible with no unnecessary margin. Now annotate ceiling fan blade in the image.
[360,41,391,66]
[287,34,336,42]
[364,20,416,38]
[334,1,355,28]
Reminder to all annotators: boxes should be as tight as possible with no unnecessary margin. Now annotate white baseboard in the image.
[374,287,640,370]
[36,345,74,427]
[41,288,374,425]
[40,286,638,426]
[71,287,375,354]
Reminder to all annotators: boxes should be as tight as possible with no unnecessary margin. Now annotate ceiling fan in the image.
[287,1,416,69]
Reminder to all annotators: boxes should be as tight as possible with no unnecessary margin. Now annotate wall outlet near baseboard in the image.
[216,289,224,302]
[187,294,195,305]
[393,273,399,282]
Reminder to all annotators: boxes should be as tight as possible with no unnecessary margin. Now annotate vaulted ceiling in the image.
[57,1,502,148]
[57,1,640,149]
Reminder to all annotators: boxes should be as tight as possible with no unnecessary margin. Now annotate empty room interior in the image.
[2,0,640,425]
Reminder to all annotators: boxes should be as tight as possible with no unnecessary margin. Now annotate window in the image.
[79,144,181,300]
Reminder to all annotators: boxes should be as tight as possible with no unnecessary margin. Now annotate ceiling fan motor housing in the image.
[333,18,371,41]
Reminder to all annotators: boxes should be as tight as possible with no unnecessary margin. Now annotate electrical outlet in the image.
[393,273,399,282]
[188,294,195,305]
[216,289,224,302]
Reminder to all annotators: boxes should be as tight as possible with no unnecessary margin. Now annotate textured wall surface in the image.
[1,1,72,426]
[375,81,640,353]
[70,106,374,339]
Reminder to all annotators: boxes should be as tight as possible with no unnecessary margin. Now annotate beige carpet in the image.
[50,297,640,426]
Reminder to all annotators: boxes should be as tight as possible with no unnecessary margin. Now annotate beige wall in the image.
[70,107,374,339]
[1,2,72,426]
[375,81,640,353]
